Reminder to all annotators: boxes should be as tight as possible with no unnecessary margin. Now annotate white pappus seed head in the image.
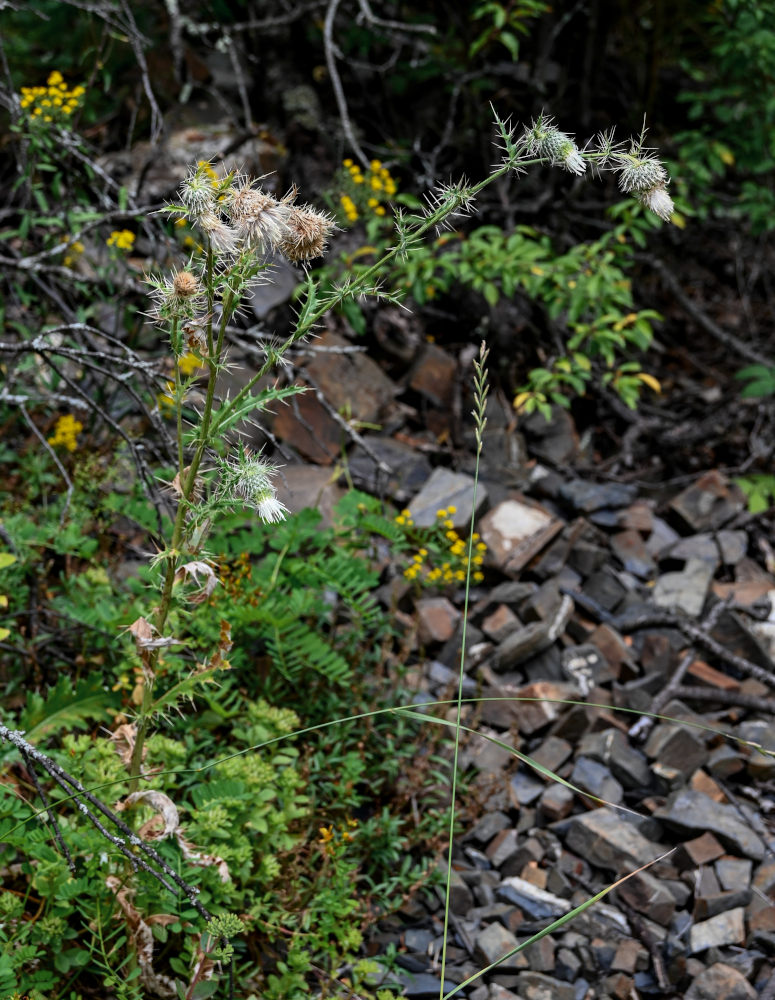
[225,183,293,253]
[219,450,288,523]
[637,183,674,222]
[525,119,586,175]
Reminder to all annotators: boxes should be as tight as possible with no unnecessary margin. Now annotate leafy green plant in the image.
[735,474,775,513]
[674,0,775,231]
[0,112,680,996]
[469,0,550,61]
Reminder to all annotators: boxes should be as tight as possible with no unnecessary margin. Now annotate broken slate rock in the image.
[495,614,570,671]
[669,471,746,532]
[653,557,715,617]
[684,962,757,1000]
[654,789,765,860]
[474,922,528,972]
[566,808,665,873]
[399,973,461,998]
[408,467,488,529]
[689,907,746,953]
[561,644,606,695]
[479,498,564,576]
[611,529,656,578]
[615,869,676,925]
[570,756,624,806]
[416,596,461,644]
[498,875,571,920]
[348,435,431,503]
[560,479,638,513]
[645,724,709,781]
[516,971,576,1000]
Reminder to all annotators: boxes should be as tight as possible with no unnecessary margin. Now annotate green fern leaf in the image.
[18,674,118,742]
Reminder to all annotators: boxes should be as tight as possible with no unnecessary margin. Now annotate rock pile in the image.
[267,332,775,999]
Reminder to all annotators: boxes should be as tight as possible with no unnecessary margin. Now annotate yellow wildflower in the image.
[47,413,83,451]
[107,229,135,251]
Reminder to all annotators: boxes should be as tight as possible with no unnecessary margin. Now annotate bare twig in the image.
[324,0,368,167]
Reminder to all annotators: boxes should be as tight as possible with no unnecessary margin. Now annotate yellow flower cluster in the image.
[177,351,206,376]
[340,193,359,223]
[60,235,84,269]
[318,818,358,854]
[107,229,136,251]
[398,506,487,585]
[47,413,83,451]
[339,158,397,223]
[19,71,84,123]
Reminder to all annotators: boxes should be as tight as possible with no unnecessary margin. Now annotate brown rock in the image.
[306,331,396,422]
[416,596,460,644]
[274,464,345,525]
[273,390,340,464]
[687,659,741,691]
[589,623,636,680]
[408,342,457,407]
[482,604,521,642]
[690,769,727,802]
[685,962,757,1000]
[604,972,634,1000]
[611,938,647,974]
[676,832,726,868]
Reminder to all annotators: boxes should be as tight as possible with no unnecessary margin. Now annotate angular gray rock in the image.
[654,788,765,860]
[566,808,665,873]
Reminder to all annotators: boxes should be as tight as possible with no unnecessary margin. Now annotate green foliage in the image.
[469,0,550,61]
[736,475,775,513]
[675,0,775,231]
[735,363,775,398]
[321,213,663,417]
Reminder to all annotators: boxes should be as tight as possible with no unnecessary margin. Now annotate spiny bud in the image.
[616,154,668,194]
[180,164,217,219]
[198,210,238,254]
[525,118,586,176]
[218,449,288,523]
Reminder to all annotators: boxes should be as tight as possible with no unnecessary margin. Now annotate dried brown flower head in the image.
[279,205,336,263]
[173,271,200,297]
[226,184,292,252]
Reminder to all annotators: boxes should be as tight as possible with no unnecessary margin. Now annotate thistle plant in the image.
[127,115,676,784]
[76,111,678,985]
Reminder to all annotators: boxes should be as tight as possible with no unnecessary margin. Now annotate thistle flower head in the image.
[198,210,238,254]
[180,163,217,220]
[524,116,587,175]
[218,448,288,523]
[279,204,336,263]
[225,182,293,253]
[616,152,668,194]
[637,183,674,223]
[146,268,205,326]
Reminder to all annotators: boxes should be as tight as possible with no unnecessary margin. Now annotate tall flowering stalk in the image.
[127,116,677,787]
[128,165,336,787]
